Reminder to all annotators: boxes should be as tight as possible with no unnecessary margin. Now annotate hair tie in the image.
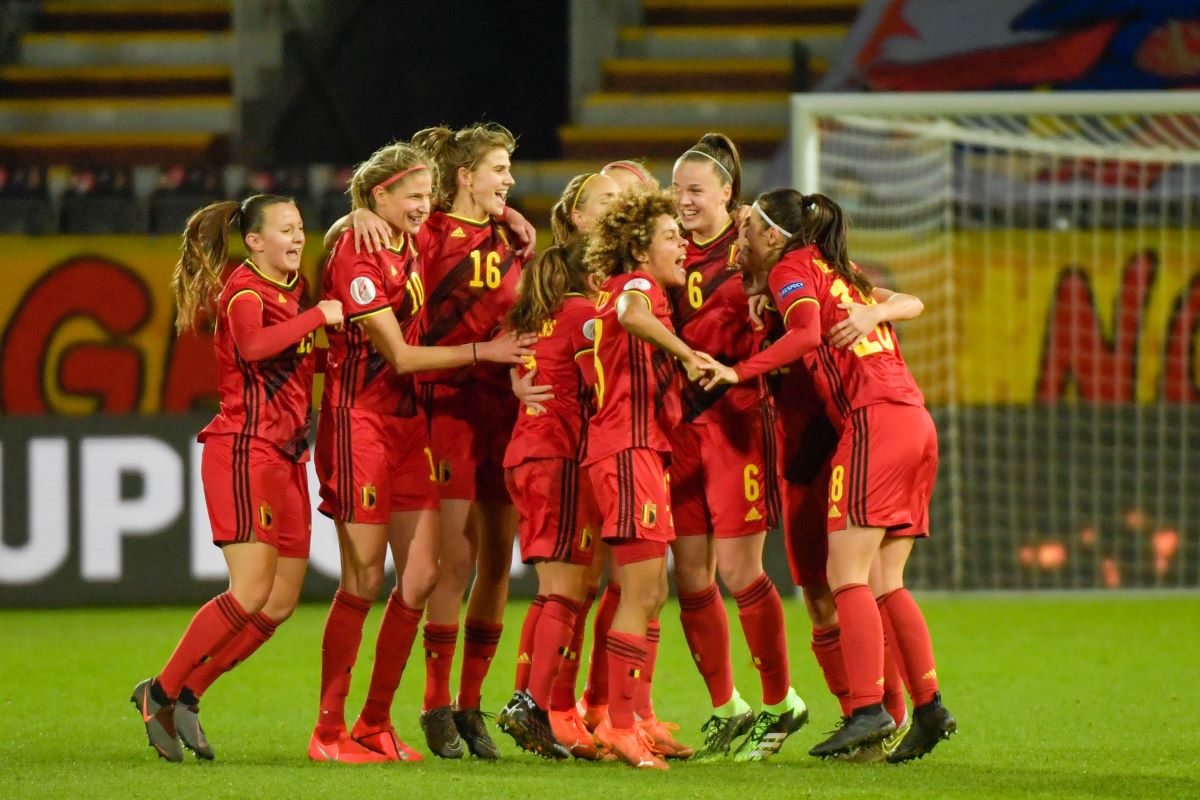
[752,200,793,238]
[569,173,600,216]
[676,149,733,182]
[375,164,428,192]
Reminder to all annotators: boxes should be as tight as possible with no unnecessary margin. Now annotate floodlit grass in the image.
[1,594,1197,799]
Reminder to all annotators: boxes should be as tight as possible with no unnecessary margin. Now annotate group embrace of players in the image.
[130,123,956,771]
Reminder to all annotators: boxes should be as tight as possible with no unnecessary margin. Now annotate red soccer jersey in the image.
[320,230,425,417]
[416,210,521,387]
[502,294,597,468]
[584,271,682,465]
[668,221,759,423]
[768,244,924,428]
[199,260,318,462]
[759,302,823,420]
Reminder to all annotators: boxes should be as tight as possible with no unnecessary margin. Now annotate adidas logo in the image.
[450,226,466,238]
[517,652,531,664]
[744,507,762,522]
[277,292,286,303]
[828,504,842,519]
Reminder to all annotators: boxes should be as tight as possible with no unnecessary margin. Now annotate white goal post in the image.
[788,92,1200,590]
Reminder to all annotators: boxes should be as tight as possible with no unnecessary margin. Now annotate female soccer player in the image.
[600,159,655,192]
[702,191,956,762]
[310,140,534,763]
[581,187,704,770]
[503,172,618,761]
[495,221,603,760]
[667,134,805,762]
[407,122,526,759]
[131,195,342,762]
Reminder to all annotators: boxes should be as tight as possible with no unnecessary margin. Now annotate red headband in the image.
[375,164,428,191]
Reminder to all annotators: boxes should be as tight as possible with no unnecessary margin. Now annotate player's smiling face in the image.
[672,158,731,239]
[374,170,432,236]
[571,173,621,234]
[463,147,514,218]
[640,214,688,288]
[246,201,304,277]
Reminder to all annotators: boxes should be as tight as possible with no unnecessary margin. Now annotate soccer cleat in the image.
[809,705,896,758]
[308,730,394,763]
[732,692,810,762]
[575,697,607,733]
[594,718,668,770]
[549,707,602,760]
[453,707,501,760]
[174,701,215,760]
[351,718,424,762]
[419,706,465,759]
[496,692,569,760]
[636,716,694,759]
[690,708,756,761]
[130,678,183,763]
[880,712,912,759]
[886,694,956,763]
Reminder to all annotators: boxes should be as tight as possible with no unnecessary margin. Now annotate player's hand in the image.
[747,294,770,329]
[317,299,344,328]
[696,353,740,391]
[828,302,883,349]
[351,207,390,253]
[679,350,708,382]
[503,206,538,260]
[477,330,538,364]
[511,365,554,414]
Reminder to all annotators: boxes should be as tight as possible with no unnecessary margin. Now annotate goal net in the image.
[790,92,1200,590]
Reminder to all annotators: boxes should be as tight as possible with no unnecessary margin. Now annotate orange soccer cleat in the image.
[351,718,424,762]
[594,718,668,770]
[575,697,608,733]
[636,716,694,760]
[308,730,395,763]
[549,707,602,760]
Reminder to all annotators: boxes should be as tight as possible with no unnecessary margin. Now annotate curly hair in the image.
[583,186,677,279]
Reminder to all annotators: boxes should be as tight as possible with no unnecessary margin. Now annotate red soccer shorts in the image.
[506,457,599,566]
[201,433,311,558]
[315,406,439,524]
[588,447,675,546]
[826,403,938,537]
[424,382,517,504]
[669,414,773,538]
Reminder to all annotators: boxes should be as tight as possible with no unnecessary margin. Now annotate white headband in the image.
[676,149,733,182]
[752,200,793,238]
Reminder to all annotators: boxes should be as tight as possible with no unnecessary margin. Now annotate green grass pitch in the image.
[1,594,1196,799]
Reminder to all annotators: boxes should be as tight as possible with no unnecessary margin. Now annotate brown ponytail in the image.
[675,132,742,210]
[756,189,870,297]
[412,122,516,212]
[506,241,591,334]
[170,194,294,332]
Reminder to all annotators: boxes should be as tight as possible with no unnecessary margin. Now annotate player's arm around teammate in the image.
[667,134,808,762]
[310,141,532,764]
[578,188,703,770]
[706,191,956,763]
[131,195,341,763]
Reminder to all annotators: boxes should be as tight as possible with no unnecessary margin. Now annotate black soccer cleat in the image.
[886,693,956,763]
[174,701,215,760]
[496,691,569,760]
[453,707,502,760]
[420,705,465,759]
[130,678,183,763]
[809,705,896,759]
[690,708,757,761]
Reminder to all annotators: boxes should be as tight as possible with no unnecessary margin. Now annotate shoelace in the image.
[746,711,780,742]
